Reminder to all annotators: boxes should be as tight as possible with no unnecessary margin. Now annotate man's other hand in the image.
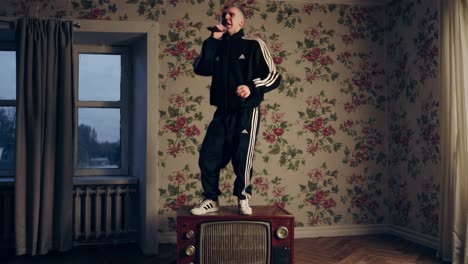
[236,85,251,99]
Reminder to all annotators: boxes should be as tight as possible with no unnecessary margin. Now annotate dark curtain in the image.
[15,18,74,256]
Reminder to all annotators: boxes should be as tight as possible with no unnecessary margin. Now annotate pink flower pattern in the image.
[388,176,412,227]
[208,0,259,19]
[416,176,439,235]
[296,23,339,84]
[159,88,203,157]
[41,0,439,234]
[413,9,438,83]
[253,173,293,208]
[389,111,414,165]
[337,52,385,112]
[71,0,116,20]
[417,96,440,165]
[298,163,342,226]
[159,14,203,89]
[299,92,342,156]
[340,119,385,167]
[261,103,304,171]
[337,5,385,46]
[342,171,384,224]
[159,166,201,217]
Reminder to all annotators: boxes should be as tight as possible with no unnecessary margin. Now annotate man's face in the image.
[222,7,244,35]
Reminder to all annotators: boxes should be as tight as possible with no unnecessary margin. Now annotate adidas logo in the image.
[239,54,246,59]
[241,129,249,134]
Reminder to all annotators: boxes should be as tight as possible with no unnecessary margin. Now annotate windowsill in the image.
[0,176,137,186]
[73,176,138,185]
[0,177,14,186]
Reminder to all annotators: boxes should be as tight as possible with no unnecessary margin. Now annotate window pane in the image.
[0,107,15,171]
[0,51,16,100]
[78,108,120,169]
[79,54,121,102]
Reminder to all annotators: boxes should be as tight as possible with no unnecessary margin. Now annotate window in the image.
[0,49,16,176]
[74,46,130,176]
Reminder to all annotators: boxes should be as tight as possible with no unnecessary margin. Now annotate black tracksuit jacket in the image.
[193,29,282,112]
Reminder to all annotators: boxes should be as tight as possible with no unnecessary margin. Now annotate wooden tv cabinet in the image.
[176,205,294,264]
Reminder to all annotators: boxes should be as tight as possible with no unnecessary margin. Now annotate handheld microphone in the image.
[207,26,225,32]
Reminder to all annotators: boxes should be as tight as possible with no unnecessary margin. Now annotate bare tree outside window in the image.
[0,50,16,174]
[78,108,120,169]
[0,107,15,170]
[75,48,129,176]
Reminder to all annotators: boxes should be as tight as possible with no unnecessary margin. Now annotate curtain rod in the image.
[0,19,80,28]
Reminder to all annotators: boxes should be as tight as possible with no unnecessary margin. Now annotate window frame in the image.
[73,45,130,177]
[0,46,16,177]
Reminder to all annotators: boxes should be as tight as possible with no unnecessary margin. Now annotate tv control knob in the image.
[185,245,196,256]
[185,230,195,239]
[276,226,289,239]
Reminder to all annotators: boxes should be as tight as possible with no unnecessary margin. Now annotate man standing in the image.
[191,5,281,215]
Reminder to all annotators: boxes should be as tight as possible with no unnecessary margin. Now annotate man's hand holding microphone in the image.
[207,24,226,39]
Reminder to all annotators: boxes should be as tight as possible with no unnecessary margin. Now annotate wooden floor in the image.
[294,235,445,264]
[0,235,446,264]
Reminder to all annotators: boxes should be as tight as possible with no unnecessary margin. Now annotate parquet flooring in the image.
[1,234,446,263]
[294,235,445,264]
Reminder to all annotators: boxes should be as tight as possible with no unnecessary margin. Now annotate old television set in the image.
[177,205,294,264]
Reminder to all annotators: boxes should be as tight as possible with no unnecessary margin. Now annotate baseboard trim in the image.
[294,224,388,238]
[158,224,438,250]
[388,225,438,249]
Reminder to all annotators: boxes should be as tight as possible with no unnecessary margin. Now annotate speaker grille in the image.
[199,221,271,264]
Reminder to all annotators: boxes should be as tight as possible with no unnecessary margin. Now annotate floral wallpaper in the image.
[1,0,440,237]
[386,0,440,237]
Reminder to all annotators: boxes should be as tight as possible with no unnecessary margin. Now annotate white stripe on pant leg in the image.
[241,107,259,199]
[241,107,257,199]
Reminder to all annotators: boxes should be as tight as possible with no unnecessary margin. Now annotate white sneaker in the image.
[191,199,219,215]
[238,199,252,215]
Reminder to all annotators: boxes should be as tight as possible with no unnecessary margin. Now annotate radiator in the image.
[73,184,137,244]
[0,183,138,247]
[0,185,14,247]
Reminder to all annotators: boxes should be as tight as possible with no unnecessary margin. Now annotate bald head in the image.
[222,5,245,35]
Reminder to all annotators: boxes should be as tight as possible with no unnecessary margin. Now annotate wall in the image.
[155,1,388,233]
[386,0,440,237]
[0,0,440,238]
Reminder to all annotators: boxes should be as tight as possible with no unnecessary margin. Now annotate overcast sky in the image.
[0,52,121,143]
[79,54,121,143]
[0,51,15,100]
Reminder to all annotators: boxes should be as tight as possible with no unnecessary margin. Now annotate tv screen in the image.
[199,221,271,264]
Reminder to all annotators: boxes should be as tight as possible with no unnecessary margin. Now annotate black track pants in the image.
[199,107,260,201]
